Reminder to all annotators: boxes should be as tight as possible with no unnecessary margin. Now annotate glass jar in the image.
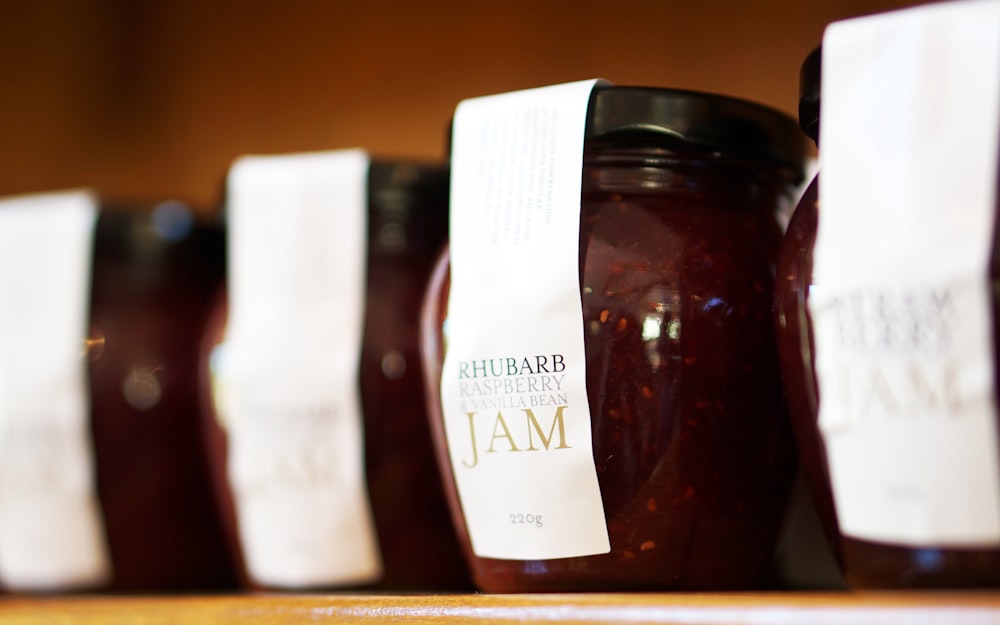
[88,204,236,591]
[774,47,1000,589]
[199,161,470,590]
[422,86,808,592]
[773,47,841,561]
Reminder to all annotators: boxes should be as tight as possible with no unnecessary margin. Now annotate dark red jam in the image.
[199,162,470,590]
[88,205,236,591]
[421,86,808,592]
[359,163,469,590]
[774,48,1000,589]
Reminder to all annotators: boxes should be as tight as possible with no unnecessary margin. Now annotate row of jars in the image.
[1,0,998,593]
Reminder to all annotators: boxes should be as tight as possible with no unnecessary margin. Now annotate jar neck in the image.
[582,142,798,212]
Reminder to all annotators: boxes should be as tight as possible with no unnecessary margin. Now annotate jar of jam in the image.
[422,86,807,592]
[773,47,841,560]
[0,194,234,592]
[88,203,237,591]
[775,5,1000,588]
[199,159,469,590]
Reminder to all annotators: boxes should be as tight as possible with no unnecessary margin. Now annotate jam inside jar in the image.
[358,162,470,590]
[774,47,843,565]
[89,206,236,591]
[422,87,807,592]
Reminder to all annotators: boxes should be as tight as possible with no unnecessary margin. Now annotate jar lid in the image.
[798,47,821,145]
[95,201,222,263]
[367,160,448,256]
[368,161,448,215]
[585,85,808,173]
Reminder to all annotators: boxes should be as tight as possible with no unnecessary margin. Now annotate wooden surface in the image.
[3,592,1000,624]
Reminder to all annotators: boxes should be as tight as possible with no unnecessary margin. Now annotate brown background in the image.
[0,0,922,212]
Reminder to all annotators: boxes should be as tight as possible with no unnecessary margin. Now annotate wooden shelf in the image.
[3,592,1000,624]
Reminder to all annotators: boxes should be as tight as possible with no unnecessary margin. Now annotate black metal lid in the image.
[94,201,223,265]
[367,160,449,256]
[585,85,808,174]
[368,160,448,214]
[798,47,821,145]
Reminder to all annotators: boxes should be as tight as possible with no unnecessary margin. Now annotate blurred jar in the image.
[775,33,1000,588]
[773,47,841,561]
[199,159,469,590]
[88,202,236,591]
[422,86,807,592]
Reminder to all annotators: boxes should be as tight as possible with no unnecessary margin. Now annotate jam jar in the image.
[422,86,808,592]
[774,43,1000,588]
[773,47,841,560]
[88,204,236,591]
[199,160,469,590]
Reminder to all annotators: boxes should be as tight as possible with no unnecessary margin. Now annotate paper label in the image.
[219,149,382,586]
[442,79,610,560]
[813,0,1000,546]
[0,190,111,590]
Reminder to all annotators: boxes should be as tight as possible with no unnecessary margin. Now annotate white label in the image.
[0,190,111,590]
[442,79,610,560]
[814,0,1000,546]
[218,149,381,587]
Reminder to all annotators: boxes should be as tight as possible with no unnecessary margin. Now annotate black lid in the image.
[585,85,808,174]
[94,201,223,265]
[90,202,225,297]
[367,160,449,256]
[368,160,448,213]
[798,47,821,145]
